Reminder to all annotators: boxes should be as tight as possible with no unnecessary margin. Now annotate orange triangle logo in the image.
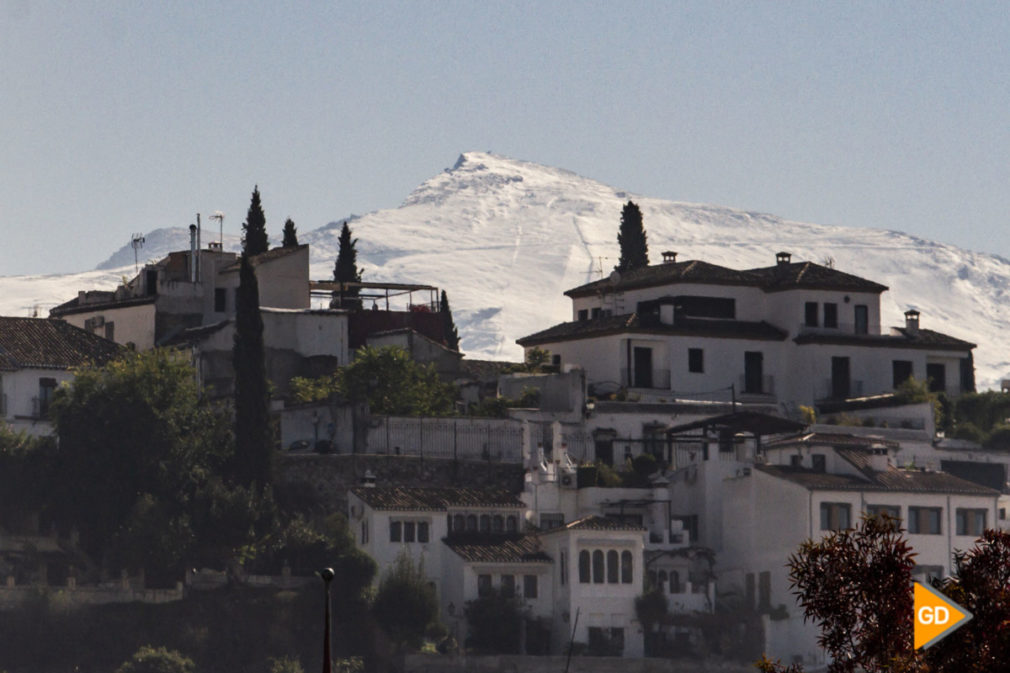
[913,581,972,649]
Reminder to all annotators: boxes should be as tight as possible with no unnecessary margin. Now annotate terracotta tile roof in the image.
[565,260,756,298]
[349,486,525,511]
[745,261,888,294]
[517,313,787,347]
[542,515,647,534]
[444,533,552,563]
[0,318,123,371]
[794,328,975,352]
[755,463,998,496]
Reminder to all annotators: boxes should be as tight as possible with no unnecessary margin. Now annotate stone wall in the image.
[277,454,525,513]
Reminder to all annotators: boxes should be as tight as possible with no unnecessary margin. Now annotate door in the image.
[926,363,946,393]
[744,351,763,393]
[854,305,868,334]
[633,347,653,388]
[831,356,851,399]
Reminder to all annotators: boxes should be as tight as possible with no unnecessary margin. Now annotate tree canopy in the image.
[242,186,269,256]
[332,221,362,310]
[372,552,439,649]
[232,253,273,490]
[439,290,460,351]
[282,218,299,247]
[616,200,649,271]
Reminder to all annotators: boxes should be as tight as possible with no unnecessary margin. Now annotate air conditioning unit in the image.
[560,473,575,488]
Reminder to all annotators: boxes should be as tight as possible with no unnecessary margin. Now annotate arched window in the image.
[669,570,680,594]
[492,515,504,533]
[592,550,605,584]
[621,550,633,584]
[606,550,619,584]
[479,514,490,533]
[466,514,477,532]
[506,515,518,532]
[453,514,465,532]
[658,570,668,593]
[647,570,657,589]
[579,550,591,583]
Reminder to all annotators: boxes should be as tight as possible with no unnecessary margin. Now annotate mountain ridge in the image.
[2,151,1007,389]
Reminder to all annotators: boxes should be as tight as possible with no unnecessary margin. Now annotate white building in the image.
[718,431,999,666]
[517,252,976,410]
[0,317,121,436]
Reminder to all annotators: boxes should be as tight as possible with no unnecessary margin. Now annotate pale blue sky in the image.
[2,1,1008,275]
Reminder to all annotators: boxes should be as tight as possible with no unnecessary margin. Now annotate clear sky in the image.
[2,1,1008,275]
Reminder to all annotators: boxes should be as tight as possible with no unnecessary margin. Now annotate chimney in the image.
[904,309,920,333]
[189,224,198,283]
[661,251,677,264]
[776,251,792,266]
[360,469,376,488]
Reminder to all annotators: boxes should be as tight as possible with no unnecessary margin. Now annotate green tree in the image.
[281,218,299,247]
[291,346,455,416]
[242,185,269,256]
[372,552,438,649]
[464,588,523,654]
[233,253,273,490]
[332,221,362,310]
[49,349,233,583]
[616,200,649,271]
[115,646,195,673]
[439,290,461,351]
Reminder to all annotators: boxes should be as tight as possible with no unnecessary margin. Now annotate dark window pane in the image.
[606,550,619,584]
[389,521,401,542]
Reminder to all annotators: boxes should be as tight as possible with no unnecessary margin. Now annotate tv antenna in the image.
[209,211,225,250]
[131,233,145,273]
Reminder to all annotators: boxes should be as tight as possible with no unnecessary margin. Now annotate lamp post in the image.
[320,567,334,673]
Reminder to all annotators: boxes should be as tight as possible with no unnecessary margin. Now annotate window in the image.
[669,570,680,594]
[621,550,633,584]
[591,307,601,319]
[578,309,588,321]
[214,288,227,312]
[416,520,428,542]
[854,305,868,334]
[453,514,465,532]
[805,302,818,327]
[466,514,477,532]
[477,574,492,597]
[104,322,115,341]
[479,514,490,533]
[389,521,402,542]
[673,295,735,319]
[551,354,561,369]
[506,515,518,532]
[523,574,538,598]
[688,348,704,373]
[820,502,851,531]
[823,303,838,328]
[927,363,947,393]
[790,455,802,467]
[403,521,415,542]
[540,513,564,530]
[578,550,590,583]
[893,360,913,388]
[501,574,516,598]
[361,520,368,544]
[956,508,987,536]
[492,515,504,533]
[606,550,619,584]
[758,571,771,610]
[908,507,942,535]
[1001,508,1007,521]
[811,454,826,472]
[866,504,901,523]
[37,378,57,418]
[592,550,605,584]
[560,551,567,585]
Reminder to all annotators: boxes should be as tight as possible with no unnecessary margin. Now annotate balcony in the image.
[621,368,671,390]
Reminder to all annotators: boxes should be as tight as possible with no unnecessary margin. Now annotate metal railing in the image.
[620,368,672,390]
[738,374,775,396]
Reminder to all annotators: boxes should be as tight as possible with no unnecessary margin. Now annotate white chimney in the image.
[904,309,920,333]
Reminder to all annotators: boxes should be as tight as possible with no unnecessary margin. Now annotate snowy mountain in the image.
[2,152,1008,389]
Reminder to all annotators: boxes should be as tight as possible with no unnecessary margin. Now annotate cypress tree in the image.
[281,218,298,247]
[332,221,362,310]
[241,186,269,256]
[439,290,460,351]
[232,254,272,489]
[616,200,649,271]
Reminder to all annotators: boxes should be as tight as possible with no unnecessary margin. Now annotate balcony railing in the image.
[621,368,671,390]
[818,379,865,400]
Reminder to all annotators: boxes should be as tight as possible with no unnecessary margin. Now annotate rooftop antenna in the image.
[209,211,225,250]
[131,233,145,273]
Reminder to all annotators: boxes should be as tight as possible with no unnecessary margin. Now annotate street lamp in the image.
[320,567,334,673]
